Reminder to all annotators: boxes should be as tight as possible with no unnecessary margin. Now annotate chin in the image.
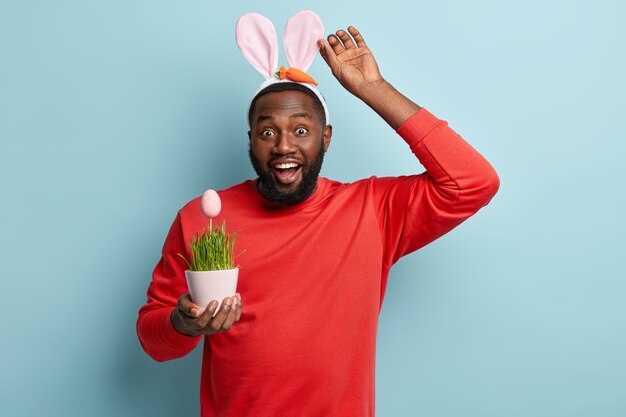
[263,176,316,206]
[274,178,302,192]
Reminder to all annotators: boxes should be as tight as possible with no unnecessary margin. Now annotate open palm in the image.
[319,26,384,97]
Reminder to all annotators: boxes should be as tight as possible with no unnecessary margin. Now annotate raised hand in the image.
[318,25,421,130]
[318,26,384,99]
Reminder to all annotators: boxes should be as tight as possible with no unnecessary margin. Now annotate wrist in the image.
[354,78,390,104]
[170,308,195,337]
[355,79,421,130]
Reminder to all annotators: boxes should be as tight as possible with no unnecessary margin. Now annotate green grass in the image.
[178,220,240,271]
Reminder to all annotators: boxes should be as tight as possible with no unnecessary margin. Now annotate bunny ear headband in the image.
[236,10,330,126]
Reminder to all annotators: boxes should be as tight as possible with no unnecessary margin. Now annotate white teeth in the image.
[274,162,300,169]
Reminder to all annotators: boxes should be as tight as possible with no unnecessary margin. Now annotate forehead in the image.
[252,90,319,123]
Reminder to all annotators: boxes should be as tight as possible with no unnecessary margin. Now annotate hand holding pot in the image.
[171,293,242,337]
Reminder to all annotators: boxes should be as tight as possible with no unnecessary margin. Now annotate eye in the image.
[295,127,308,135]
[261,129,275,137]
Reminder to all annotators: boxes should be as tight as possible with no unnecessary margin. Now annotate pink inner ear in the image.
[283,10,324,72]
[236,13,278,78]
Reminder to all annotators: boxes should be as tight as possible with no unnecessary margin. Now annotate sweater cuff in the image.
[395,108,446,146]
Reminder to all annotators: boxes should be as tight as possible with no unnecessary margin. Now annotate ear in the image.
[236,13,278,78]
[283,10,324,72]
[247,130,252,141]
[322,124,332,152]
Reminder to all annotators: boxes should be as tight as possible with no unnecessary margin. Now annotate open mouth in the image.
[271,161,303,186]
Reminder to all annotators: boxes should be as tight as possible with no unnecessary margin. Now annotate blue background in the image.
[1,0,625,415]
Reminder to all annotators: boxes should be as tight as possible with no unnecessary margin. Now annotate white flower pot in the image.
[185,268,239,315]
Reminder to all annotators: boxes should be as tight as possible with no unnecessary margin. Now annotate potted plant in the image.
[178,189,241,315]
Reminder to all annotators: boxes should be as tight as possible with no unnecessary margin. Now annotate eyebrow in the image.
[290,112,312,119]
[256,112,313,123]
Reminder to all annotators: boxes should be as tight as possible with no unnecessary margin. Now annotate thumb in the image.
[318,39,339,72]
[179,293,201,318]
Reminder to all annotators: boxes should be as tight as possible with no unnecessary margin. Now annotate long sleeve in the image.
[136,213,202,361]
[372,108,500,269]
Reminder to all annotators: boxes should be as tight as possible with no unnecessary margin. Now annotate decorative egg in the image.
[200,189,221,218]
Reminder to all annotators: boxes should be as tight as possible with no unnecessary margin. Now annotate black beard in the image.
[249,143,325,206]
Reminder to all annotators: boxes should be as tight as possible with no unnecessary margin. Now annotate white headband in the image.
[236,10,330,126]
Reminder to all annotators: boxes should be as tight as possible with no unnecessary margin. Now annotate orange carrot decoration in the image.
[275,65,318,86]
[277,66,287,80]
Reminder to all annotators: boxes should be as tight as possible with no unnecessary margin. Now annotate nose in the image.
[273,132,297,155]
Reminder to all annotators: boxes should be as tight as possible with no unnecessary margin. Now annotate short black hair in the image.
[248,82,327,127]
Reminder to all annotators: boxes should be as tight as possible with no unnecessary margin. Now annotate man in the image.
[137,26,499,416]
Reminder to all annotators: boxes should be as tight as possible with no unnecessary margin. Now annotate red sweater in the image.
[137,108,499,416]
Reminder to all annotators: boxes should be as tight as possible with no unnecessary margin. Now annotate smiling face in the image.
[248,90,332,206]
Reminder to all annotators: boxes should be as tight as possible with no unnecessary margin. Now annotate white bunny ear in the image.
[236,13,278,79]
[283,10,324,72]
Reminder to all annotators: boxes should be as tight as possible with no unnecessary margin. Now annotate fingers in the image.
[335,29,355,50]
[326,26,366,54]
[208,297,232,329]
[221,294,242,330]
[179,293,201,318]
[327,34,344,55]
[209,296,240,331]
[348,26,367,47]
[234,293,242,322]
[195,300,219,327]
[318,39,340,71]
[172,294,211,337]
[177,294,243,337]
